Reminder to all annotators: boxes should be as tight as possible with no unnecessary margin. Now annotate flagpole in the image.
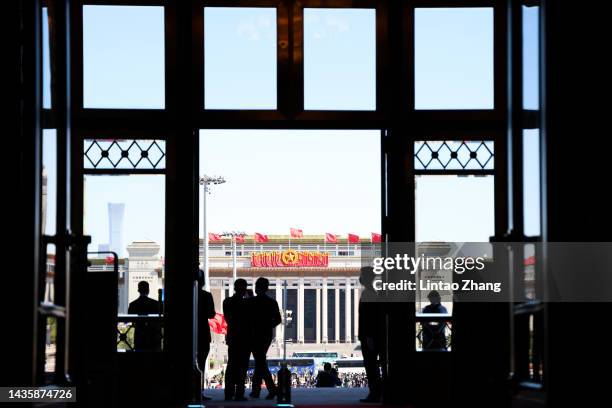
[232,236,237,287]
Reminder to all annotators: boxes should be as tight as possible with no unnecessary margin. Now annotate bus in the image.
[292,351,339,369]
[335,358,365,374]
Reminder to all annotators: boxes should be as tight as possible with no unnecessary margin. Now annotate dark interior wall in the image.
[541,1,612,406]
[4,0,41,388]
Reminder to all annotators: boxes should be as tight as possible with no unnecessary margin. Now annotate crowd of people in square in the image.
[206,370,369,389]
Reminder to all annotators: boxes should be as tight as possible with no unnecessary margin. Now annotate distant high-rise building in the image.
[108,203,125,257]
[98,243,110,256]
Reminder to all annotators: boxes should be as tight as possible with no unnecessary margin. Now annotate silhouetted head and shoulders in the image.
[223,279,250,324]
[249,277,282,333]
[422,290,448,314]
[358,267,383,341]
[250,277,279,305]
[196,270,216,343]
[359,266,380,303]
[128,281,159,315]
[316,362,342,387]
[196,270,215,312]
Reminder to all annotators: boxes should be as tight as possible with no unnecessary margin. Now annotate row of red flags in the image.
[208,230,382,243]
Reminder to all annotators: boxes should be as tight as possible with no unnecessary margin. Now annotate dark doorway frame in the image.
[35,0,539,406]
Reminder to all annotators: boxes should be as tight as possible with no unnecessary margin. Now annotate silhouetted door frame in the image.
[52,0,522,405]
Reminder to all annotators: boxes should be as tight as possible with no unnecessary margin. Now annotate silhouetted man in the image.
[421,290,449,350]
[358,267,383,403]
[248,277,281,399]
[128,281,161,351]
[223,279,251,401]
[316,362,342,387]
[196,270,216,401]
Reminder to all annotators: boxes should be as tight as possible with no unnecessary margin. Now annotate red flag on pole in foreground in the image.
[325,233,338,243]
[235,235,245,244]
[255,232,269,243]
[290,228,303,238]
[371,233,382,243]
[348,233,360,244]
[208,313,227,335]
[105,255,114,265]
[208,233,223,242]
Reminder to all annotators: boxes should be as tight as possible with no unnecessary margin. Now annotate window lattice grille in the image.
[84,139,166,170]
[414,141,494,170]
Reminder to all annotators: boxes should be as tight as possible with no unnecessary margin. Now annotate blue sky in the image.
[42,5,541,256]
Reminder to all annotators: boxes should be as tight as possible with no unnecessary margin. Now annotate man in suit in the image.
[128,281,161,351]
[223,279,251,401]
[358,267,383,403]
[249,277,282,399]
[196,270,216,401]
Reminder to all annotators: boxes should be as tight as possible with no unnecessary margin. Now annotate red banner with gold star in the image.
[251,249,329,267]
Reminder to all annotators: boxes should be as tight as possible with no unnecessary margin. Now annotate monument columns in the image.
[298,278,305,343]
[322,278,328,343]
[345,278,352,343]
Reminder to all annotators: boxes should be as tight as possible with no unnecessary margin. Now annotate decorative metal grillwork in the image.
[117,316,164,352]
[415,141,494,170]
[416,320,452,351]
[84,139,166,170]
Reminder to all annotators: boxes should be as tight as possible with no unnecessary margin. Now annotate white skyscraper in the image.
[108,203,125,257]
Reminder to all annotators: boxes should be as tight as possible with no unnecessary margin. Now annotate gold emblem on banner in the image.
[281,249,299,265]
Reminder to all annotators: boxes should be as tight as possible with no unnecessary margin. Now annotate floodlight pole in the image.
[200,175,226,290]
[220,231,245,295]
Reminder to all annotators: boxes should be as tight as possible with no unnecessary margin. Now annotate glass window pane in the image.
[83,6,165,109]
[304,8,376,111]
[84,175,165,329]
[43,7,52,109]
[523,6,540,110]
[42,129,57,236]
[523,129,541,236]
[415,175,495,242]
[415,8,494,110]
[204,7,277,110]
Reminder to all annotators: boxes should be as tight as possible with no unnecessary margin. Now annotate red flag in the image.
[255,233,269,243]
[208,233,223,242]
[524,255,536,266]
[348,233,360,244]
[290,228,303,238]
[208,313,227,335]
[235,235,245,244]
[105,255,114,265]
[325,233,338,243]
[371,233,382,243]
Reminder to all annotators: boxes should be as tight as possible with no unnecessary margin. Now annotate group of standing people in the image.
[196,273,282,401]
[129,267,386,403]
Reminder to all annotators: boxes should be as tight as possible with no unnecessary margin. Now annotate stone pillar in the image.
[345,278,352,343]
[298,277,305,343]
[275,279,283,343]
[354,285,360,340]
[335,286,340,343]
[219,280,225,310]
[315,288,321,344]
[322,278,328,343]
